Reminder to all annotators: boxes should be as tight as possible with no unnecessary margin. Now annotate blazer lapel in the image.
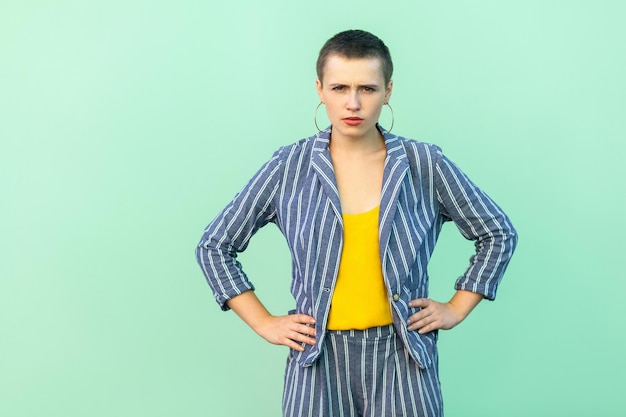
[311,130,343,221]
[379,130,410,260]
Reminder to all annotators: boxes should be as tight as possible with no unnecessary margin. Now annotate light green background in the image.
[2,1,625,416]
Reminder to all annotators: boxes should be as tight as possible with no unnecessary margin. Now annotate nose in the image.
[346,90,360,111]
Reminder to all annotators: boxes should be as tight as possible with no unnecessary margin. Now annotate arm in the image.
[433,150,518,300]
[196,148,284,311]
[227,290,316,352]
[196,147,316,350]
[408,148,518,333]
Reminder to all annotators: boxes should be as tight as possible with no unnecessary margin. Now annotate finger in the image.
[409,298,430,308]
[417,315,444,333]
[407,308,433,325]
[417,323,436,334]
[408,317,429,331]
[280,330,313,351]
[293,314,316,325]
[288,331,316,346]
[284,338,306,352]
[409,312,442,331]
[294,323,316,337]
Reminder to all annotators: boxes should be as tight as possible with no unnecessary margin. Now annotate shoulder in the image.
[269,131,325,165]
[385,133,444,164]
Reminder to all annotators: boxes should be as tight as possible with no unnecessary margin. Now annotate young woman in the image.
[196,29,517,417]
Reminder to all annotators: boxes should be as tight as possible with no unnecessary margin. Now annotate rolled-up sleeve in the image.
[434,149,518,300]
[196,148,283,310]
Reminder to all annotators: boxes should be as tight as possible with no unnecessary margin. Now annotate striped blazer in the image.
[196,126,518,369]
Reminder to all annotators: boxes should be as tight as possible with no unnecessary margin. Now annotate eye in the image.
[331,85,345,91]
[362,86,377,92]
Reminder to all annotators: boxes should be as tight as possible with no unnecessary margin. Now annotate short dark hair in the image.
[316,29,393,85]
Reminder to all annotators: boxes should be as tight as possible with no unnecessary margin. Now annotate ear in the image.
[385,80,394,103]
[316,78,324,103]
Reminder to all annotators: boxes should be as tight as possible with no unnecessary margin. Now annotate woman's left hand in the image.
[406,299,464,334]
[406,291,484,334]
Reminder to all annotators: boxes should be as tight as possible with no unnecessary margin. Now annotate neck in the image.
[329,126,386,155]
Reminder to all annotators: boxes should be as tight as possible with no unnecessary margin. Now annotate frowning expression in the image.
[316,54,393,140]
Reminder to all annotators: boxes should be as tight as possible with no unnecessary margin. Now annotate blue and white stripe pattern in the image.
[196,126,518,370]
[283,325,443,417]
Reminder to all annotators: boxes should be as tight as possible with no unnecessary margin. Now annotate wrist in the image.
[448,290,483,320]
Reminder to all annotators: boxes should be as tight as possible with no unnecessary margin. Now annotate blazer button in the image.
[392,294,400,302]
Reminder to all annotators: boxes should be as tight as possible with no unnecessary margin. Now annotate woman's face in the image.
[316,54,392,141]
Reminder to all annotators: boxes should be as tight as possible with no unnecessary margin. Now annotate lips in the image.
[342,117,364,126]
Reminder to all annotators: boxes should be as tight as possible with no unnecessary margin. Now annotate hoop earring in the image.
[383,102,394,134]
[314,102,324,132]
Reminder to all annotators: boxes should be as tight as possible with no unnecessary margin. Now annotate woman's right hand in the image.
[256,314,317,352]
[226,290,316,352]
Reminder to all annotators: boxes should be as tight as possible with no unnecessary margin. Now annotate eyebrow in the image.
[328,83,379,89]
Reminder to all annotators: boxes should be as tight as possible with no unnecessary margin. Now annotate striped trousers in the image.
[282,325,443,417]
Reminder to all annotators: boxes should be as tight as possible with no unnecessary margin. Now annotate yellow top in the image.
[326,205,393,330]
